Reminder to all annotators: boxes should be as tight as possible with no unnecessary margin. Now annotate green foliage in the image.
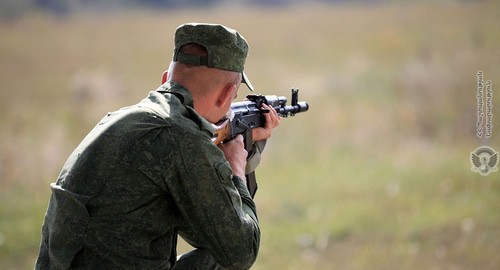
[0,1,499,269]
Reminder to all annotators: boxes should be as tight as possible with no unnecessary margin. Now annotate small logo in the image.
[471,146,498,176]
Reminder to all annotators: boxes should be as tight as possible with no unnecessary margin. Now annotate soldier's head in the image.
[162,23,253,123]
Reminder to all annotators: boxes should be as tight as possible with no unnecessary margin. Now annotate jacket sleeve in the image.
[166,130,260,270]
[245,140,267,175]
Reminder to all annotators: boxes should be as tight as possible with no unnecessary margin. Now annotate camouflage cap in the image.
[173,23,254,91]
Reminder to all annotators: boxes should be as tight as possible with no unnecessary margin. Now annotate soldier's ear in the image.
[216,84,236,108]
[161,70,168,84]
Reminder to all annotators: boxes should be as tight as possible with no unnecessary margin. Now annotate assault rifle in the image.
[213,88,309,197]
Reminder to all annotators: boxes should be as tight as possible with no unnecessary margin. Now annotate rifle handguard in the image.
[211,88,309,198]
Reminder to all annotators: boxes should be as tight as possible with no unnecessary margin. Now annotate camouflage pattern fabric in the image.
[35,82,260,269]
[173,23,248,73]
[173,23,254,91]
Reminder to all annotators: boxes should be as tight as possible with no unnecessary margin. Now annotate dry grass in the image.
[1,2,499,269]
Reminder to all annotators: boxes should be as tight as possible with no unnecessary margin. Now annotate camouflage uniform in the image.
[35,82,260,269]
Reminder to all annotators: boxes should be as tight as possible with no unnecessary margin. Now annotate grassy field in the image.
[1,2,499,269]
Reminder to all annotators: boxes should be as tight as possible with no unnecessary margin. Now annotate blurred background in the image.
[1,0,499,269]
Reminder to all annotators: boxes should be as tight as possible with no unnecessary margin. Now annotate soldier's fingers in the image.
[267,105,280,127]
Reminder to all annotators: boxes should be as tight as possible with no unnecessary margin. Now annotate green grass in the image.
[1,2,500,269]
[255,142,500,269]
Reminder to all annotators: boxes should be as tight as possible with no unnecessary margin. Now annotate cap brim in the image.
[242,71,254,91]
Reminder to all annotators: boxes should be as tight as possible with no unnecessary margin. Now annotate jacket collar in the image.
[157,82,216,136]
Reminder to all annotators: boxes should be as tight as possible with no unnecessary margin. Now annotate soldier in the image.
[36,23,280,269]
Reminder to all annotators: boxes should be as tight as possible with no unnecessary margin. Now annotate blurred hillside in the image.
[3,0,368,20]
[0,0,483,20]
[0,1,499,269]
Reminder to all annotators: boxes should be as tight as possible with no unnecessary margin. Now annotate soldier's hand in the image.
[252,104,280,141]
[218,135,247,181]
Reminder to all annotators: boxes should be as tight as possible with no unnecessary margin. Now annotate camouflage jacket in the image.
[35,82,260,269]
